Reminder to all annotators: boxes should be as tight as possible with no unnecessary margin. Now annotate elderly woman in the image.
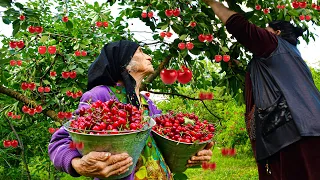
[48,40,213,179]
[203,0,320,179]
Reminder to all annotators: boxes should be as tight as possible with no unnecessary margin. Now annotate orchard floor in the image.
[60,147,259,180]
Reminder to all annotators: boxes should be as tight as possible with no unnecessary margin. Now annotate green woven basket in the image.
[64,118,156,180]
[152,130,211,173]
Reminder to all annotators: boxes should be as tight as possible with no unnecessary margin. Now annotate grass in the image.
[184,147,258,180]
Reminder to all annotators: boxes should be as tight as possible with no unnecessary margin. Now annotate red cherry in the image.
[206,92,214,100]
[74,50,81,56]
[223,55,230,62]
[69,71,77,79]
[299,2,307,8]
[299,15,305,21]
[221,148,228,156]
[22,105,29,113]
[141,12,147,18]
[66,90,73,97]
[263,8,269,14]
[166,32,172,38]
[10,60,16,66]
[9,41,17,48]
[190,21,196,28]
[311,3,316,9]
[57,112,65,119]
[199,92,207,100]
[201,162,210,170]
[16,60,22,66]
[44,86,50,93]
[276,4,281,9]
[148,11,153,18]
[3,140,11,148]
[38,86,44,93]
[305,15,311,21]
[62,16,68,22]
[130,123,138,130]
[96,21,103,27]
[228,148,236,156]
[173,8,180,16]
[281,5,286,9]
[65,112,72,119]
[209,163,216,170]
[48,127,56,134]
[7,111,13,117]
[76,142,84,150]
[145,92,150,97]
[160,32,166,38]
[178,42,186,50]
[28,82,36,91]
[48,46,57,54]
[72,93,78,99]
[177,67,193,84]
[205,34,213,42]
[28,26,35,33]
[165,9,173,17]
[50,71,57,77]
[35,26,43,33]
[35,106,43,113]
[69,141,76,149]
[198,34,206,42]
[160,69,178,84]
[62,72,70,79]
[16,115,21,119]
[103,21,108,27]
[17,40,24,48]
[292,1,299,9]
[28,108,36,116]
[186,42,194,50]
[76,90,83,97]
[81,51,87,56]
[38,46,47,54]
[215,55,222,62]
[255,4,261,10]
[19,15,25,21]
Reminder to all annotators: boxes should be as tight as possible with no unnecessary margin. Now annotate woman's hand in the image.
[186,142,214,167]
[71,152,133,178]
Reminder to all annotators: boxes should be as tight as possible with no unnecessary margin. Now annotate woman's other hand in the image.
[186,142,214,167]
[71,152,133,178]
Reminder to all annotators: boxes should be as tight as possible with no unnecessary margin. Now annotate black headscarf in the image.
[87,40,140,108]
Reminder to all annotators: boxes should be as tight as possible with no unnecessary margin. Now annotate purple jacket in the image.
[48,86,161,179]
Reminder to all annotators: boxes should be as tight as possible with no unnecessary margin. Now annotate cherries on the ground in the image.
[152,112,215,143]
[69,99,148,134]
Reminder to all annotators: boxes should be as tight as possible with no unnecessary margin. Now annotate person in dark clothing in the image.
[203,0,320,179]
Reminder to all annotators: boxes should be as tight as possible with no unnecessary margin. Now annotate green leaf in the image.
[73,44,79,50]
[43,80,50,85]
[91,14,99,25]
[12,19,20,36]
[54,121,61,127]
[14,2,23,9]
[77,68,84,74]
[39,36,49,43]
[66,21,73,29]
[221,46,229,53]
[179,34,188,41]
[160,23,168,30]
[173,172,188,180]
[0,0,12,7]
[2,18,10,24]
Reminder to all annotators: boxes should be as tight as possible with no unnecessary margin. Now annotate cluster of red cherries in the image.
[152,112,215,143]
[69,100,148,134]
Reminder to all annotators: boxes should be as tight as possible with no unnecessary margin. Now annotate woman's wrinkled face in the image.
[127,46,154,76]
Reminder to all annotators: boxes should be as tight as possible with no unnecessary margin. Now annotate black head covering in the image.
[87,40,140,108]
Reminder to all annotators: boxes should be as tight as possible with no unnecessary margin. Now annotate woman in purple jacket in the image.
[48,40,214,179]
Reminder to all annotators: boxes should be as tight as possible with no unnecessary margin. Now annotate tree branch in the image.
[140,55,172,91]
[147,90,223,124]
[0,85,62,123]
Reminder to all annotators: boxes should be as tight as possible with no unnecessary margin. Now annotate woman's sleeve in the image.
[48,91,97,176]
[225,13,278,58]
